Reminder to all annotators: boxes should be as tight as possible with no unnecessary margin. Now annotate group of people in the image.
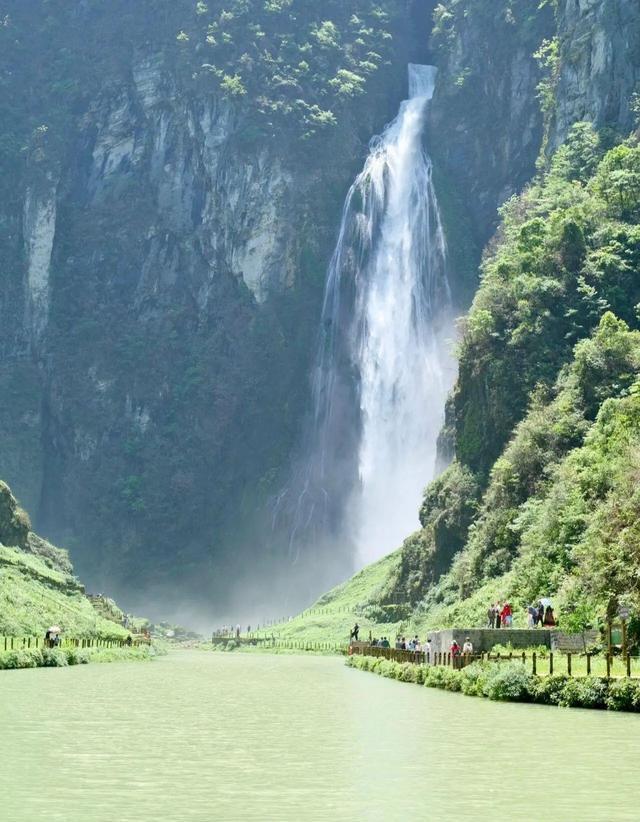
[213,624,245,639]
[368,636,391,648]
[367,635,437,655]
[450,638,474,656]
[486,600,557,628]
[527,601,556,628]
[44,628,61,648]
[487,601,513,628]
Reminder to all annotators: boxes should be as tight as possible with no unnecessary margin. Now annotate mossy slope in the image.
[0,481,132,638]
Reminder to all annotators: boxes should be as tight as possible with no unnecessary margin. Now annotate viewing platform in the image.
[426,628,599,655]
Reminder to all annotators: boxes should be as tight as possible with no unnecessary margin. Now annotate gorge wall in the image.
[1,0,431,618]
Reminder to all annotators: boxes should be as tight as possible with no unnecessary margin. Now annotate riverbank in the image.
[0,643,160,670]
[346,654,640,712]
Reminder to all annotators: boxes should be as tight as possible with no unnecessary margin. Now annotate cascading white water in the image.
[277,64,456,576]
[348,64,455,564]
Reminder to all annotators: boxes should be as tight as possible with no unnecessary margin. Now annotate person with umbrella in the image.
[46,626,61,647]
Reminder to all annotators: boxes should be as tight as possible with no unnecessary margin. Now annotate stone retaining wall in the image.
[426,629,551,655]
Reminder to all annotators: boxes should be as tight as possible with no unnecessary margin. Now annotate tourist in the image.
[462,637,473,655]
[527,604,537,628]
[537,601,545,627]
[350,623,360,642]
[407,637,415,651]
[125,635,133,646]
[413,635,421,653]
[401,636,407,651]
[381,637,390,648]
[236,624,241,639]
[424,637,432,662]
[487,604,495,628]
[501,601,513,628]
[450,639,461,668]
[395,635,402,650]
[543,605,556,627]
[495,602,502,629]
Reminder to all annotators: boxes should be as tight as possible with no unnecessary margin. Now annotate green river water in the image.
[1,651,639,821]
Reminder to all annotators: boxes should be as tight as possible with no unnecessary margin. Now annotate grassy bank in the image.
[0,644,159,670]
[249,554,405,646]
[0,544,134,639]
[346,655,640,712]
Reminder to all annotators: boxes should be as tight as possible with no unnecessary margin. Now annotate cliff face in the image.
[425,0,554,283]
[551,0,640,148]
[0,1,417,613]
[425,0,640,301]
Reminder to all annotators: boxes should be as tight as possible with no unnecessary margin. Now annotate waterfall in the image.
[276,64,456,576]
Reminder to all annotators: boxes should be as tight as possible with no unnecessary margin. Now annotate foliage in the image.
[479,662,534,701]
[454,126,640,475]
[0,644,152,670]
[185,0,405,139]
[605,678,640,711]
[556,676,608,709]
[346,656,640,712]
[384,463,480,606]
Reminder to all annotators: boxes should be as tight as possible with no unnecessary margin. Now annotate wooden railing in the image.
[1,635,149,652]
[350,644,640,679]
[212,637,348,652]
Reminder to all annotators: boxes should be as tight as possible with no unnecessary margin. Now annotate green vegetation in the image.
[250,554,404,645]
[0,644,155,671]
[0,544,131,639]
[183,0,405,139]
[347,655,640,711]
[0,480,148,656]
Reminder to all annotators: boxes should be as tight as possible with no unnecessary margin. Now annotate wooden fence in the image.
[1,635,149,652]
[350,644,640,679]
[213,637,348,653]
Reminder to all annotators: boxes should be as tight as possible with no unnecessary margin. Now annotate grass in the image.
[248,553,405,646]
[0,544,132,638]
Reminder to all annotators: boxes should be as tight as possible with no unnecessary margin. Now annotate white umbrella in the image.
[48,626,61,634]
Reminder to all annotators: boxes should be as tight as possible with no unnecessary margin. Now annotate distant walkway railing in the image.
[212,637,348,652]
[350,644,640,679]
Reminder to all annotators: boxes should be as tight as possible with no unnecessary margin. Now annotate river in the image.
[1,652,638,821]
